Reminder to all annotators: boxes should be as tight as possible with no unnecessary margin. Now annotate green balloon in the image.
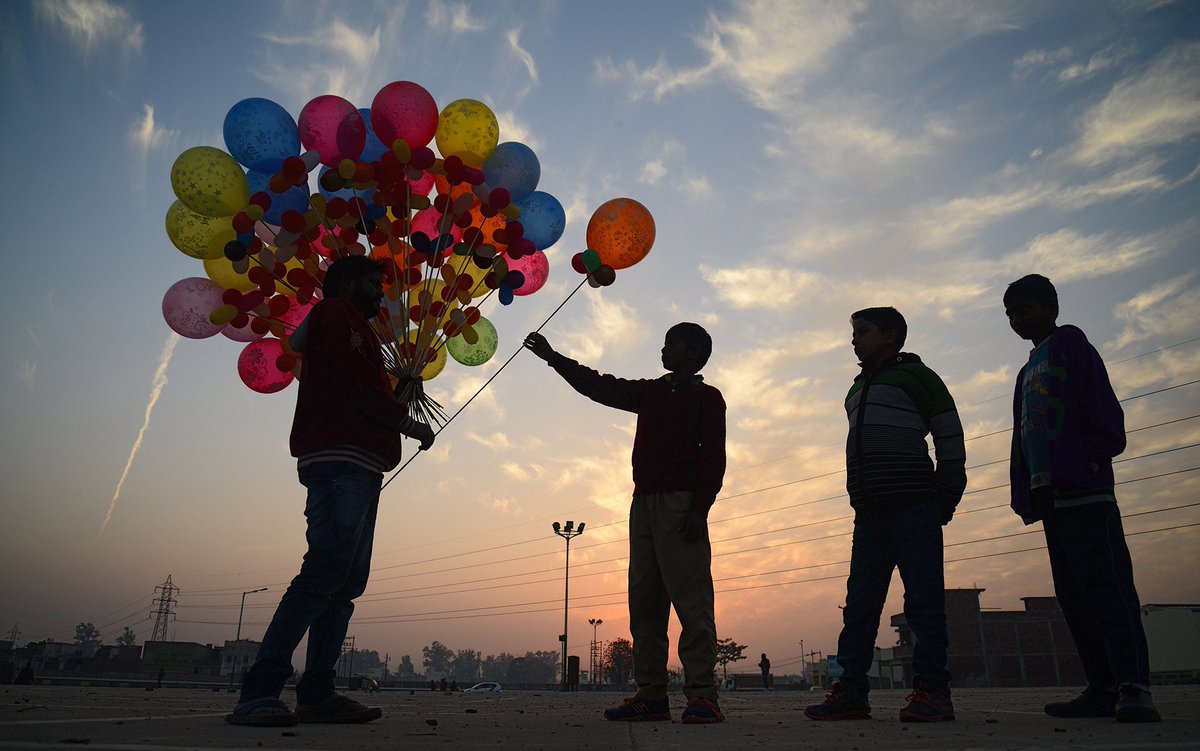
[171,146,250,218]
[582,248,601,272]
[447,316,498,366]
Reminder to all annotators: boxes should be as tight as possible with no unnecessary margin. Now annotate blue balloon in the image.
[516,191,565,251]
[247,171,311,225]
[223,98,300,173]
[498,285,515,306]
[317,165,377,205]
[358,108,388,162]
[483,142,540,203]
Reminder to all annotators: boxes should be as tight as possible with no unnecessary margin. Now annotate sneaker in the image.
[1044,688,1117,718]
[1115,685,1161,723]
[803,682,871,721]
[899,685,955,722]
[603,696,670,721]
[681,697,724,724]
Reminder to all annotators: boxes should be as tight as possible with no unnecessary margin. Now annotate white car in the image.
[463,681,502,694]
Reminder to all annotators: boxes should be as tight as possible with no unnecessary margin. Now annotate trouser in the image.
[240,461,382,704]
[835,500,950,699]
[1043,501,1150,690]
[628,491,718,702]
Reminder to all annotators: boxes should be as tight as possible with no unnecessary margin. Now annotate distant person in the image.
[440,677,447,692]
[805,307,966,723]
[429,679,436,691]
[157,667,165,688]
[524,324,726,724]
[758,653,771,690]
[1003,274,1159,723]
[450,680,458,692]
[225,256,435,728]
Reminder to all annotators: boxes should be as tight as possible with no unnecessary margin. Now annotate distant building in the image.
[220,639,261,678]
[1142,604,1200,684]
[140,641,221,676]
[889,588,1085,688]
[80,645,143,674]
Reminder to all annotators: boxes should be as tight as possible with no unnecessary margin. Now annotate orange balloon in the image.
[586,198,655,270]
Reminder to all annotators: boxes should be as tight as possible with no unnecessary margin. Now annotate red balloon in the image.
[371,81,439,150]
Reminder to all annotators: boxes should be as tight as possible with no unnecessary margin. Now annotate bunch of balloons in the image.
[162,82,569,402]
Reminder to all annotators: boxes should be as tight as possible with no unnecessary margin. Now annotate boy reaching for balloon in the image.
[523,324,726,724]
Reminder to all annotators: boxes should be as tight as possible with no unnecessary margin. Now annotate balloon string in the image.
[381,275,590,490]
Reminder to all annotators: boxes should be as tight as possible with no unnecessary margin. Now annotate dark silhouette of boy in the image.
[226,255,435,727]
[1003,274,1159,723]
[523,323,726,724]
[805,307,965,723]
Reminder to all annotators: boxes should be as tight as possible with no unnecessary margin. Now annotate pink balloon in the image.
[409,170,435,196]
[298,95,366,167]
[371,81,438,150]
[508,251,549,296]
[237,338,295,394]
[222,319,265,343]
[162,277,226,339]
[411,207,462,253]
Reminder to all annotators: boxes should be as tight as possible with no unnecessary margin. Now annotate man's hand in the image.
[680,510,707,542]
[407,422,436,451]
[523,332,557,362]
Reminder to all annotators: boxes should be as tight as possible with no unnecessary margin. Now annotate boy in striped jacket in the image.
[805,307,966,723]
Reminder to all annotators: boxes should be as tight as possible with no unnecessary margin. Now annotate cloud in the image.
[35,0,143,57]
[911,158,1173,248]
[427,2,484,33]
[494,110,540,150]
[507,29,538,84]
[595,0,863,108]
[557,293,647,364]
[1109,272,1200,353]
[18,361,37,388]
[1013,46,1073,76]
[996,227,1163,283]
[128,104,176,156]
[639,160,667,185]
[1058,46,1130,83]
[698,265,825,310]
[258,19,383,103]
[1071,41,1200,166]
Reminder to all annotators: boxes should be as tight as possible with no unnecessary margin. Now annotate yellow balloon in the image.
[203,255,257,292]
[171,146,250,218]
[165,200,235,260]
[434,99,498,166]
[405,328,448,381]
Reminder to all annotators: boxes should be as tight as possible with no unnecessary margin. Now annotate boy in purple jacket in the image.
[1004,274,1159,723]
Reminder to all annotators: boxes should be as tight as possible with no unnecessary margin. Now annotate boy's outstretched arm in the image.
[523,331,643,413]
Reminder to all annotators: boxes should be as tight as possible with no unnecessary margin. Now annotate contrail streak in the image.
[100,332,180,537]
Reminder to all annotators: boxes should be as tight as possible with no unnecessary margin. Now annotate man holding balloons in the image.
[226,256,434,727]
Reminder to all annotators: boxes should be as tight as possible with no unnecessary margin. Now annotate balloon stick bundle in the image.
[161,81,654,428]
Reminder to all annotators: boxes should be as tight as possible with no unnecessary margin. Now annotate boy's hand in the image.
[523,332,557,362]
[680,510,707,542]
[939,504,955,526]
[406,421,436,451]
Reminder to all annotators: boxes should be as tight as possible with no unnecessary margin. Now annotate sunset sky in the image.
[1,0,1198,678]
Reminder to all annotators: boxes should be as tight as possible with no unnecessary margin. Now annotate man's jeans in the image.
[835,500,951,699]
[241,461,382,704]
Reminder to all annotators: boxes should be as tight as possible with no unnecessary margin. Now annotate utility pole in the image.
[552,520,584,692]
[150,576,180,642]
[798,639,805,686]
[7,623,19,648]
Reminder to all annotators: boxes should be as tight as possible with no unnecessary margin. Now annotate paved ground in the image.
[1,684,1197,750]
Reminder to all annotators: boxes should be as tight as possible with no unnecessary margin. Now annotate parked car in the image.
[463,681,502,694]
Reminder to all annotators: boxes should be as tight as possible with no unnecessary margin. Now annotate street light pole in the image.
[588,618,603,686]
[229,587,268,687]
[552,520,584,692]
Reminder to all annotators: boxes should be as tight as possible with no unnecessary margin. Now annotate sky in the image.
[1,0,1198,678]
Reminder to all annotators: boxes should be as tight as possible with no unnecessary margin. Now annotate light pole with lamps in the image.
[552,520,584,691]
[588,618,603,686]
[229,587,268,687]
